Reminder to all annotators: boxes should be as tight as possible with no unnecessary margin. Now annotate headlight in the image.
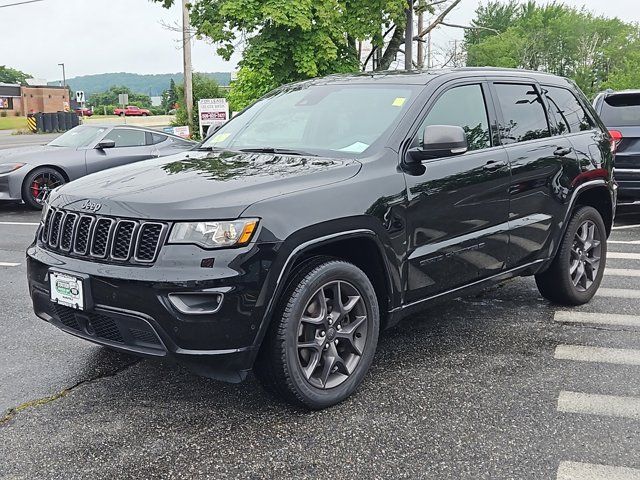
[168,219,259,249]
[0,163,25,174]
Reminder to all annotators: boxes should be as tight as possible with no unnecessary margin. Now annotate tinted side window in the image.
[146,132,167,145]
[544,86,593,134]
[103,129,146,147]
[420,84,491,151]
[494,83,550,144]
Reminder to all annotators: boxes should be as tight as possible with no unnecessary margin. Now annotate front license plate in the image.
[50,271,85,310]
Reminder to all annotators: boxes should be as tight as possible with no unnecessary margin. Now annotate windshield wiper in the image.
[239,147,318,157]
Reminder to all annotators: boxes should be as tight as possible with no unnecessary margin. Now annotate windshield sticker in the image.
[392,97,406,107]
[210,132,231,143]
[338,142,369,153]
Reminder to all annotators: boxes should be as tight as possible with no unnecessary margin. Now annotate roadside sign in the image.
[118,93,129,106]
[76,91,85,103]
[198,98,228,137]
[172,126,190,138]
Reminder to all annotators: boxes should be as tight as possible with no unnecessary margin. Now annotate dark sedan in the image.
[593,89,640,206]
[0,125,195,209]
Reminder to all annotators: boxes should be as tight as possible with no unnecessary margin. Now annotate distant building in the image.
[0,83,70,116]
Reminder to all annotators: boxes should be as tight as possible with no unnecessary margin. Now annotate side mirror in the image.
[406,125,468,163]
[96,139,116,149]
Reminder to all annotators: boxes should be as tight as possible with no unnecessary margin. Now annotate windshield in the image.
[49,126,108,148]
[600,93,640,127]
[201,83,417,156]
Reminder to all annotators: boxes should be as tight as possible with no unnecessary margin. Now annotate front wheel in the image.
[536,206,607,305]
[21,167,66,210]
[255,258,380,409]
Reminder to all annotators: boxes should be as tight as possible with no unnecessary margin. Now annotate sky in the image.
[1,0,639,81]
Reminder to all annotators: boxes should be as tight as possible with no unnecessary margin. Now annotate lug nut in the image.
[334,340,339,345]
[320,331,326,337]
[324,344,329,349]
[336,325,342,331]
[328,318,333,325]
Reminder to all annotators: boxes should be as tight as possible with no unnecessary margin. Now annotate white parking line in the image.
[0,262,20,267]
[554,311,640,328]
[608,252,640,260]
[557,461,640,480]
[597,288,640,299]
[0,221,39,226]
[555,345,640,366]
[557,391,640,420]
[606,269,640,277]
[609,240,640,245]
[612,224,640,231]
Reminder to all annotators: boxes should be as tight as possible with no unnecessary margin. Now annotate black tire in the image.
[21,167,66,210]
[535,206,607,305]
[255,258,380,409]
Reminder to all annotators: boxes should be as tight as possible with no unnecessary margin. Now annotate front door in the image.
[403,82,511,304]
[85,128,154,175]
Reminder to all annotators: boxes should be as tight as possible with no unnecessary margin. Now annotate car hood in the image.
[50,149,361,220]
[0,145,70,162]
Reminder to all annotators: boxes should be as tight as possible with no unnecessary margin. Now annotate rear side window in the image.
[494,83,550,144]
[600,93,640,127]
[544,86,593,134]
[419,84,491,151]
[146,132,167,145]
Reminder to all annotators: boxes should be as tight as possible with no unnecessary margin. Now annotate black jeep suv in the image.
[27,68,616,409]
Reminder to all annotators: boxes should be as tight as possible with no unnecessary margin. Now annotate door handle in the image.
[554,147,573,157]
[483,160,505,171]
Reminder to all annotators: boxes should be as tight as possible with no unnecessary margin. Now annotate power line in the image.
[0,0,45,8]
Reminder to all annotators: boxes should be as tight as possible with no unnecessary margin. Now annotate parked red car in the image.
[114,105,151,117]
[75,107,93,117]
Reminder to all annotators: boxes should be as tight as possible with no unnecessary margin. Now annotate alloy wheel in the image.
[30,171,63,205]
[296,280,368,389]
[570,220,602,292]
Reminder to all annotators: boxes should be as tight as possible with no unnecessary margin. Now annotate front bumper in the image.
[27,239,281,382]
[0,171,22,201]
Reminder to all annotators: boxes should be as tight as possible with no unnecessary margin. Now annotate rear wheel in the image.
[535,206,607,305]
[255,259,379,409]
[21,167,66,210]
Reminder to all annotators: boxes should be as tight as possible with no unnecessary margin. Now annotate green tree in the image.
[88,86,152,109]
[152,0,421,109]
[0,66,32,85]
[465,1,640,97]
[161,78,179,112]
[173,73,226,138]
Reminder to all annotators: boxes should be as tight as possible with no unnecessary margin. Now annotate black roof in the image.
[292,67,571,87]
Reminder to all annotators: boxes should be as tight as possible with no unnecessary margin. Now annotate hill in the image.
[48,72,232,96]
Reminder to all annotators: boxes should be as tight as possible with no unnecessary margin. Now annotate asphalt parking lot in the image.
[1,202,639,479]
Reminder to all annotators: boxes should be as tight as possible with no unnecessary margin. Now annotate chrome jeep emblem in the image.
[81,200,102,212]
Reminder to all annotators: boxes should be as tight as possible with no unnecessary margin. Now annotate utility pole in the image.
[404,0,413,70]
[182,0,194,132]
[417,10,424,69]
[427,32,432,69]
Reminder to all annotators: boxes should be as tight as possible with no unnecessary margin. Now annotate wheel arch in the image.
[286,233,394,327]
[573,184,614,236]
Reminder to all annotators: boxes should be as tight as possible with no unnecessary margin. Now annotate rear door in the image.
[597,92,640,201]
[490,81,578,269]
[85,128,154,174]
[403,81,511,302]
